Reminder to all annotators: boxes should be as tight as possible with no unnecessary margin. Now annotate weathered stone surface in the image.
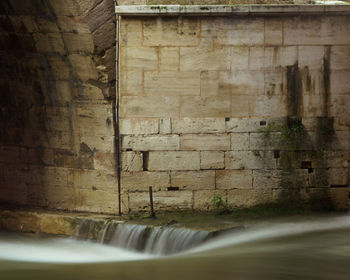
[216,170,253,189]
[330,70,350,95]
[144,71,200,96]
[170,171,215,190]
[284,16,350,45]
[230,133,249,150]
[160,118,171,134]
[121,151,143,172]
[180,46,231,71]
[225,151,276,170]
[68,169,117,192]
[180,96,231,118]
[160,47,179,71]
[69,54,98,81]
[250,132,282,151]
[219,70,264,95]
[200,151,225,170]
[202,17,264,46]
[120,118,159,135]
[120,18,143,48]
[121,171,170,192]
[330,187,349,211]
[299,46,324,70]
[122,135,180,151]
[148,151,200,171]
[128,190,192,212]
[193,190,227,211]
[180,134,230,151]
[264,18,282,45]
[120,46,158,70]
[120,96,180,118]
[143,17,200,47]
[120,70,143,96]
[227,188,274,208]
[172,118,225,134]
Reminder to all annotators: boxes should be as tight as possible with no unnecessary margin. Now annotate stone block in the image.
[120,46,158,70]
[225,151,276,170]
[180,134,230,151]
[57,16,90,33]
[144,71,200,96]
[227,189,274,208]
[33,33,65,54]
[330,71,350,95]
[264,18,282,45]
[160,118,171,134]
[74,189,117,214]
[128,190,193,212]
[93,152,116,172]
[120,118,159,135]
[68,169,117,192]
[122,135,179,151]
[180,46,231,71]
[203,17,264,45]
[170,171,215,190]
[283,16,350,45]
[63,33,94,53]
[231,95,253,117]
[143,17,200,47]
[200,151,225,170]
[299,46,325,70]
[250,95,288,117]
[200,71,219,96]
[120,96,180,118]
[253,169,308,189]
[180,96,231,118]
[69,54,98,81]
[148,151,200,171]
[250,132,281,150]
[120,70,143,96]
[121,151,143,172]
[218,70,264,95]
[121,171,170,192]
[226,118,286,133]
[248,47,265,70]
[193,190,227,211]
[264,70,284,97]
[330,46,350,70]
[47,56,71,80]
[328,168,349,186]
[172,118,225,134]
[120,18,142,47]
[264,46,298,68]
[330,187,349,211]
[160,47,179,71]
[231,133,249,150]
[79,135,114,153]
[329,94,350,117]
[216,170,253,189]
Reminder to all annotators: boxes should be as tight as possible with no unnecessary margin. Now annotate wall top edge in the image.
[115,4,350,16]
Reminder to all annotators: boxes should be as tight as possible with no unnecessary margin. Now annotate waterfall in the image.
[74,219,210,255]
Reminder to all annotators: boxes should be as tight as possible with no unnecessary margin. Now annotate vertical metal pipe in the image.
[149,186,155,218]
[113,0,121,216]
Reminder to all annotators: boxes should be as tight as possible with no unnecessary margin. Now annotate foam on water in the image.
[0,236,153,263]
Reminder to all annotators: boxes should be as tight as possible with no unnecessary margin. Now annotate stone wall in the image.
[119,15,350,213]
[0,0,118,214]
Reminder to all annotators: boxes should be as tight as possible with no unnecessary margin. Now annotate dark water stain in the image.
[286,62,303,117]
[322,46,331,117]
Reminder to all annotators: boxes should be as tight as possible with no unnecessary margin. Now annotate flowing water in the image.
[1,215,350,280]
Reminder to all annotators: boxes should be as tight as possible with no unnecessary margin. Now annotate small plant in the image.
[211,194,229,215]
[320,125,334,136]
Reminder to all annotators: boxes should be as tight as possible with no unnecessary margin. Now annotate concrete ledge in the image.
[115,4,350,16]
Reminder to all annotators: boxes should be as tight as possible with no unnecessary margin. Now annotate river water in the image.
[1,215,350,280]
